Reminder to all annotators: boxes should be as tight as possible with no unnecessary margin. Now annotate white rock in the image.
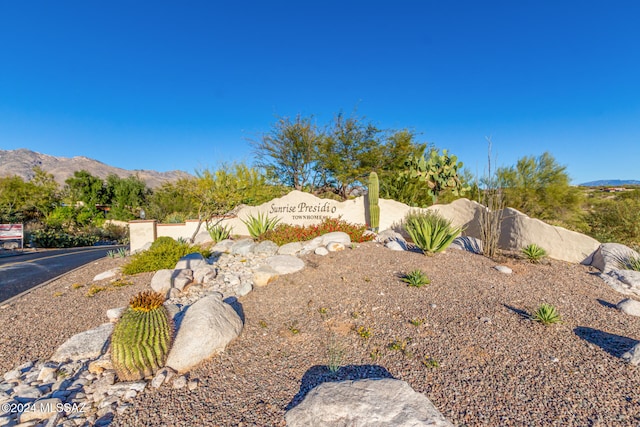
[193,232,212,244]
[93,268,119,282]
[252,240,279,256]
[326,242,345,252]
[172,376,187,389]
[302,236,324,252]
[252,265,280,287]
[19,398,63,423]
[617,299,640,316]
[231,239,256,255]
[494,265,512,274]
[376,229,405,244]
[166,294,243,373]
[37,363,59,382]
[187,379,199,391]
[622,342,640,366]
[285,378,454,427]
[51,323,114,362]
[150,269,175,294]
[193,266,218,285]
[211,239,234,253]
[265,255,305,275]
[175,253,207,270]
[386,240,406,251]
[172,269,193,291]
[591,243,640,272]
[450,236,483,254]
[236,280,253,297]
[106,307,125,322]
[320,232,351,246]
[314,247,329,256]
[278,242,303,255]
[3,369,20,381]
[151,370,166,389]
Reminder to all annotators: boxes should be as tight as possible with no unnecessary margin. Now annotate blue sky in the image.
[1,1,638,184]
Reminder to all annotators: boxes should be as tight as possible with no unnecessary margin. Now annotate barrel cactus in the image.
[110,290,173,381]
[368,171,380,232]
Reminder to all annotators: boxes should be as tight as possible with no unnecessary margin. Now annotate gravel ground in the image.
[2,243,640,426]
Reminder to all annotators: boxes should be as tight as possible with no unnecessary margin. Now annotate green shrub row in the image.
[30,229,99,248]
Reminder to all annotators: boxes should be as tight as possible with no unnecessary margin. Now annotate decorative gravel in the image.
[3,242,640,426]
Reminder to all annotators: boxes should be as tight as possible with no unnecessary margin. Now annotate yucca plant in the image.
[242,212,281,239]
[207,223,232,243]
[619,254,640,271]
[531,303,561,325]
[403,210,462,255]
[110,291,173,381]
[401,269,431,287]
[522,243,547,263]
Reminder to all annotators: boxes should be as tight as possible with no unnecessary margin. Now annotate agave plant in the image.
[207,223,232,243]
[242,212,281,239]
[531,303,561,325]
[522,243,547,263]
[403,210,462,255]
[401,269,431,287]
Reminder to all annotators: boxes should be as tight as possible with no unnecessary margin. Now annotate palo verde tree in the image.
[105,174,151,220]
[251,114,323,192]
[187,163,285,242]
[496,152,583,227]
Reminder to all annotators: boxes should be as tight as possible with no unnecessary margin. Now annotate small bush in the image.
[242,212,281,239]
[207,223,232,243]
[401,269,431,287]
[403,210,462,255]
[122,237,209,275]
[522,244,547,263]
[260,217,374,246]
[531,303,561,325]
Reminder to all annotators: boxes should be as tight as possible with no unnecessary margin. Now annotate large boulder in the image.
[165,294,243,373]
[498,207,600,263]
[285,378,453,427]
[429,198,485,238]
[320,232,351,246]
[175,253,207,270]
[51,323,113,362]
[265,255,305,274]
[591,243,640,272]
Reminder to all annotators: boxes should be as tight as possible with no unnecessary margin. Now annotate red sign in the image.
[0,224,23,240]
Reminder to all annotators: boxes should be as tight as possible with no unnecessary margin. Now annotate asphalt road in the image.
[0,246,125,303]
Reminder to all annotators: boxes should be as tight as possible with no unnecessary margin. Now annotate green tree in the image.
[30,167,60,218]
[146,180,197,222]
[187,163,286,241]
[497,152,583,226]
[316,112,384,198]
[0,176,35,223]
[65,170,108,207]
[105,174,150,220]
[251,114,323,191]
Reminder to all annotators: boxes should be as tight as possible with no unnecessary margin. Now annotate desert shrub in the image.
[122,237,209,274]
[522,244,547,263]
[260,217,374,246]
[242,212,280,238]
[586,192,640,250]
[403,210,462,255]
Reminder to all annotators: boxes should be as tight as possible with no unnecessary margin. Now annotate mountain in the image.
[579,179,640,187]
[0,148,192,188]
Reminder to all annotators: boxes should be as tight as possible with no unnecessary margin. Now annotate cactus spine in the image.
[368,171,380,232]
[110,291,173,381]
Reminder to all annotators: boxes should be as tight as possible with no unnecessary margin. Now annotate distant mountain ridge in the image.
[0,148,192,188]
[579,179,640,187]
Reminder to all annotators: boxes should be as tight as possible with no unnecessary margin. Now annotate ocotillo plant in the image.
[368,171,380,232]
[110,290,173,381]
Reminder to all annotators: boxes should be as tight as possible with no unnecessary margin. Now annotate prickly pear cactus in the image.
[403,149,470,204]
[368,171,380,232]
[110,290,173,381]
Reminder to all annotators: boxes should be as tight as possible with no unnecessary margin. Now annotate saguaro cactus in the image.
[368,171,380,232]
[110,290,173,381]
